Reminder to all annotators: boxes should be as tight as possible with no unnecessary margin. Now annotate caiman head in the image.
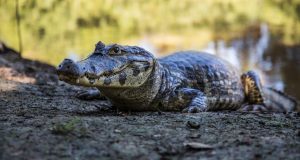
[57,41,156,88]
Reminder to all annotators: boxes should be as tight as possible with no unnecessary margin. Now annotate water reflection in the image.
[67,52,80,62]
[142,23,299,100]
[138,38,158,57]
[202,23,300,100]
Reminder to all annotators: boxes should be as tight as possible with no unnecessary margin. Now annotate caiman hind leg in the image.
[240,71,268,112]
[166,88,209,113]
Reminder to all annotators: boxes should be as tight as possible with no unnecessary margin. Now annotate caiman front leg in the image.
[76,89,106,100]
[167,88,208,113]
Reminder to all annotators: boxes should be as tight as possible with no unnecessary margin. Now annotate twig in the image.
[15,0,22,55]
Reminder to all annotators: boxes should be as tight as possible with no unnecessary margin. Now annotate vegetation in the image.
[51,117,81,135]
[0,0,299,65]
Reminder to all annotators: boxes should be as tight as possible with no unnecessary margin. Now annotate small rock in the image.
[153,134,161,138]
[188,133,201,138]
[186,120,200,129]
[184,142,214,150]
[114,129,122,133]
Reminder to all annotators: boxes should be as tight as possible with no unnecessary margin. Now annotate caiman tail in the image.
[263,87,298,112]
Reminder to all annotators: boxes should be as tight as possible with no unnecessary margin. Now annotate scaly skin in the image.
[152,52,245,112]
[57,42,297,112]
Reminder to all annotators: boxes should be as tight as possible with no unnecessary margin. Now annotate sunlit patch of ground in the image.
[0,67,36,84]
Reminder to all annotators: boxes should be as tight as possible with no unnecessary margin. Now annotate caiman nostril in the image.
[57,58,81,76]
[64,58,72,62]
[91,66,96,72]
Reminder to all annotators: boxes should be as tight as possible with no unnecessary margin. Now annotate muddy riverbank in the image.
[0,47,299,160]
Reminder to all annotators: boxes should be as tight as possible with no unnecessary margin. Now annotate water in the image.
[152,24,300,100]
[203,24,300,100]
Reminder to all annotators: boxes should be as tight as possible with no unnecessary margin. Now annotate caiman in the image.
[57,41,297,112]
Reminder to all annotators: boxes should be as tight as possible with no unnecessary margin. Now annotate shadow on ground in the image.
[0,44,299,160]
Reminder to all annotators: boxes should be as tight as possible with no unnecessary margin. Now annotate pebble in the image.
[184,142,214,150]
[186,120,200,129]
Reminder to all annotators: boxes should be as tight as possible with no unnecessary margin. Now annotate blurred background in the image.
[0,0,299,100]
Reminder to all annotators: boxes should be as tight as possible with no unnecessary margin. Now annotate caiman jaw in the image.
[77,63,154,88]
[57,74,82,85]
[57,62,153,88]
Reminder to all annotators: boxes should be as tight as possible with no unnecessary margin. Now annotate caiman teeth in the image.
[89,79,95,84]
[85,73,99,79]
[84,75,96,84]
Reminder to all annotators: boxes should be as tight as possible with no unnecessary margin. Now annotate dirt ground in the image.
[0,45,299,160]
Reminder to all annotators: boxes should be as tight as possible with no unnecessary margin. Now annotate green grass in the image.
[51,117,81,135]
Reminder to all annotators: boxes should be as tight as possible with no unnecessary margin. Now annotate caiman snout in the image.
[57,58,81,77]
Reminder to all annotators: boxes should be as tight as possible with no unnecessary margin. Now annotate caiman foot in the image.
[239,104,269,112]
[182,105,207,113]
[240,70,270,113]
[172,88,208,113]
[76,89,106,100]
[241,70,265,104]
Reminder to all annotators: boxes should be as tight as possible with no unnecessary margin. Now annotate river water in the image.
[206,24,300,100]
[141,24,300,100]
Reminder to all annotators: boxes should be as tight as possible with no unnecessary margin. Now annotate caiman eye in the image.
[109,46,121,55]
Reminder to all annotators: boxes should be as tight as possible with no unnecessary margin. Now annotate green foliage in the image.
[0,0,299,64]
[51,117,81,135]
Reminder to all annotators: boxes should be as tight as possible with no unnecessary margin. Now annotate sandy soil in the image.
[0,46,299,160]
